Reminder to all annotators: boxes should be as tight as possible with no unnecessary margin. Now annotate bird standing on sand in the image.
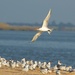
[31,9,53,42]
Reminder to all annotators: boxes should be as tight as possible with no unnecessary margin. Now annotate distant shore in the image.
[0,22,75,31]
[0,23,39,31]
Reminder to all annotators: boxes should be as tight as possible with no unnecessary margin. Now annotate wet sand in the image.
[0,67,75,75]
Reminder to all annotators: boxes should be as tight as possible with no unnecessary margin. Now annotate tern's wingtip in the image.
[49,9,52,13]
[31,40,34,42]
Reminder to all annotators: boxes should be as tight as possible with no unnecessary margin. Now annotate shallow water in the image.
[0,30,75,67]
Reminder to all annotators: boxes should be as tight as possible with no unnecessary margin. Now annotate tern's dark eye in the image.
[48,30,50,31]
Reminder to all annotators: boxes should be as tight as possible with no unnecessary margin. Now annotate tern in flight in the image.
[31,9,53,42]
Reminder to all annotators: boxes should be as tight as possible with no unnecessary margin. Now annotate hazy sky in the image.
[0,0,75,24]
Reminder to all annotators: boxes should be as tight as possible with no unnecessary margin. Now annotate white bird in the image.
[41,68,48,74]
[46,62,51,70]
[22,64,29,72]
[31,9,53,42]
[56,70,61,75]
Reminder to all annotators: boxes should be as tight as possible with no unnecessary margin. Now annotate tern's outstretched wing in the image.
[42,9,52,28]
[31,31,42,42]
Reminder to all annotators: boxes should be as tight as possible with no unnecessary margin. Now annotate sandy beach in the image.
[0,66,75,75]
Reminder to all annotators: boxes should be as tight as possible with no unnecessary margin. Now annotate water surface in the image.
[0,30,75,67]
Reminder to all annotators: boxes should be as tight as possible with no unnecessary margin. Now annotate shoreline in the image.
[0,56,75,75]
[0,67,75,75]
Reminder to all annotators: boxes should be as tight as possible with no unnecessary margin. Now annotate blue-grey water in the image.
[0,30,75,67]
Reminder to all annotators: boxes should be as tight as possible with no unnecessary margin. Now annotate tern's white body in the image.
[38,27,50,31]
[31,9,53,42]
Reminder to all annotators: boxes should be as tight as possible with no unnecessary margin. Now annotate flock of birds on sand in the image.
[0,56,75,75]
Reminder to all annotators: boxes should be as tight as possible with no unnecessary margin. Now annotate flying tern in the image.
[31,9,53,42]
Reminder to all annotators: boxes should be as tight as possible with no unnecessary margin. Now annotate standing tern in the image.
[31,9,53,42]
